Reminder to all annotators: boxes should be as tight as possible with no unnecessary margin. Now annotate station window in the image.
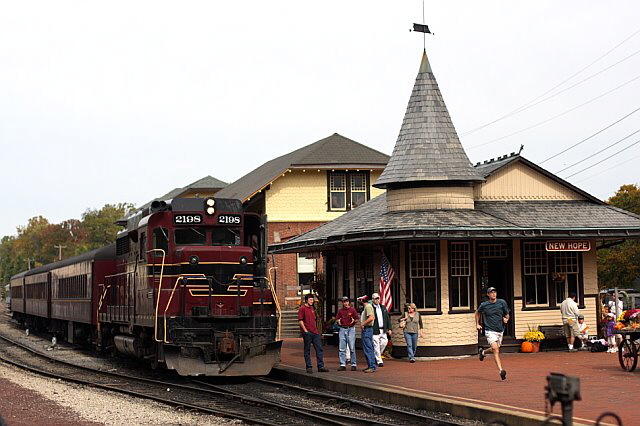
[523,242,584,308]
[409,243,438,310]
[328,171,370,211]
[449,242,472,310]
[553,252,581,303]
[523,242,549,306]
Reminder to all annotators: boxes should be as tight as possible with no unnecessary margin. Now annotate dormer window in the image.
[328,171,370,211]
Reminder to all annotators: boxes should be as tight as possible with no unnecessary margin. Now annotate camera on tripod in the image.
[546,373,581,404]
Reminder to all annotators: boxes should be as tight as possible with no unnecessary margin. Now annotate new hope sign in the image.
[545,240,591,252]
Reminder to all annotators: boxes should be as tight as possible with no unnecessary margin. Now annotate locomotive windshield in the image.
[212,227,240,245]
[175,228,206,245]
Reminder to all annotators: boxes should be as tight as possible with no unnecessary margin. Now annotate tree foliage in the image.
[0,203,134,288]
[598,184,640,290]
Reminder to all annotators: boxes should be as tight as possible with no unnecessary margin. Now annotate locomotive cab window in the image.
[175,228,206,245]
[212,227,240,246]
[152,227,169,256]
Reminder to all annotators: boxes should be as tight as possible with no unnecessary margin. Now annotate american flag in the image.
[379,253,396,311]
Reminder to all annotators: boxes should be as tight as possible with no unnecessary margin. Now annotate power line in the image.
[574,152,640,184]
[555,128,640,174]
[467,73,640,150]
[461,27,640,137]
[539,106,640,164]
[563,137,640,179]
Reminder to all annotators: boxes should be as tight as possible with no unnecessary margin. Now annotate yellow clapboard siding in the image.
[266,169,384,221]
[475,162,585,200]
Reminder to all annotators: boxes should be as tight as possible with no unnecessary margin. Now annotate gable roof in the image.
[374,50,484,188]
[139,175,227,210]
[216,133,389,202]
[474,153,603,204]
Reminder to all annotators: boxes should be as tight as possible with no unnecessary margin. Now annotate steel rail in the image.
[0,333,344,425]
[255,377,463,426]
[193,379,383,426]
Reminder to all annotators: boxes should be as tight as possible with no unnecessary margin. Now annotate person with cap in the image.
[359,295,377,372]
[475,287,510,381]
[298,294,329,373]
[335,296,359,371]
[577,314,590,350]
[371,292,392,367]
[560,292,581,352]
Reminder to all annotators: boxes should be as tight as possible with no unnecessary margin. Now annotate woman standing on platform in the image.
[400,303,424,362]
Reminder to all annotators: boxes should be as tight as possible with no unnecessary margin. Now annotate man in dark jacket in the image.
[371,293,392,367]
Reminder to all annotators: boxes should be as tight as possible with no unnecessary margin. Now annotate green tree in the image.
[78,203,135,252]
[0,203,134,285]
[598,184,640,290]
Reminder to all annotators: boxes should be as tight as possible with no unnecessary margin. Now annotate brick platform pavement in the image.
[277,338,635,425]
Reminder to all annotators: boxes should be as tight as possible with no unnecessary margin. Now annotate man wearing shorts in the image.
[476,287,510,381]
[560,293,580,352]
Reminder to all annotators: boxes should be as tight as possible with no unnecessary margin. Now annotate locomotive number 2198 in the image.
[218,214,241,224]
[174,214,202,224]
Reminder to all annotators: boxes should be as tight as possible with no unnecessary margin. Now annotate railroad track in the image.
[193,377,464,426]
[0,334,360,425]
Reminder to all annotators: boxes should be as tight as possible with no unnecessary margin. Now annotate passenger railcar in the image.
[9,197,281,376]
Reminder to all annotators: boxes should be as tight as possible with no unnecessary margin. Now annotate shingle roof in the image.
[270,194,640,253]
[139,175,227,210]
[374,51,484,188]
[216,133,389,202]
[474,153,521,177]
[188,175,228,189]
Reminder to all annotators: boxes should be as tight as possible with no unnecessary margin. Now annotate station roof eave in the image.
[270,227,640,254]
[268,194,640,254]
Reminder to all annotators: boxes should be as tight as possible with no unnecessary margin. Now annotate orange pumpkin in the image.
[521,341,534,353]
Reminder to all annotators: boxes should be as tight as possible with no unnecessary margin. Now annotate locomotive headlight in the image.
[205,198,216,215]
[239,256,248,265]
[189,255,199,265]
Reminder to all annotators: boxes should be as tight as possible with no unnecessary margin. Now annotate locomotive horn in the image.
[150,200,168,212]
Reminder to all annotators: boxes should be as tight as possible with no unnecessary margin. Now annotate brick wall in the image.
[268,222,326,308]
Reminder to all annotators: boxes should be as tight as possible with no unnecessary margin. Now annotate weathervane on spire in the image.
[409,0,433,49]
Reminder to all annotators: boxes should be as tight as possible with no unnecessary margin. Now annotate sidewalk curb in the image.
[271,365,570,426]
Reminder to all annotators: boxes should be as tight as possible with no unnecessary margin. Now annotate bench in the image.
[539,325,567,351]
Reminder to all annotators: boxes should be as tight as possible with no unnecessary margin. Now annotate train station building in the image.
[215,134,389,313]
[271,50,640,356]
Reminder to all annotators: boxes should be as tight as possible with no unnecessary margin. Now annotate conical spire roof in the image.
[374,50,483,188]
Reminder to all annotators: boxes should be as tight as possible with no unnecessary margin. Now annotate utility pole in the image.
[54,245,67,261]
[27,258,33,270]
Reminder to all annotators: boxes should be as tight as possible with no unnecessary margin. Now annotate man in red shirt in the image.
[298,294,329,373]
[335,296,359,371]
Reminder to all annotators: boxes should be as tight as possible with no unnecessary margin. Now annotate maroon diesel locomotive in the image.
[10,197,281,376]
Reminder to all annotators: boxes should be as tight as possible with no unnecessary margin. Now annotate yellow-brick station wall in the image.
[265,169,384,222]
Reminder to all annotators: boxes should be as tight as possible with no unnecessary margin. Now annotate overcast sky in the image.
[1,1,639,238]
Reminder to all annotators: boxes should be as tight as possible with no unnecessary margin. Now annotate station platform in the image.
[273,338,635,425]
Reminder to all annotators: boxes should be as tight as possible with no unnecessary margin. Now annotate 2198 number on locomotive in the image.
[174,214,202,224]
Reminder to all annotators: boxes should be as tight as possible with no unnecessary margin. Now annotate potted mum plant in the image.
[522,325,545,353]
